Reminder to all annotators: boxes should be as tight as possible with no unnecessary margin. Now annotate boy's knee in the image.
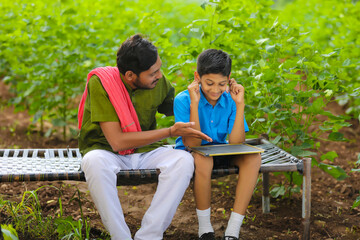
[194,165,212,179]
[194,156,213,177]
[251,153,262,169]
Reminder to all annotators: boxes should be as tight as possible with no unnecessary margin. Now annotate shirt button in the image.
[211,120,213,123]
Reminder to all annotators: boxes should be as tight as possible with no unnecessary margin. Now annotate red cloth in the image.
[78,66,141,155]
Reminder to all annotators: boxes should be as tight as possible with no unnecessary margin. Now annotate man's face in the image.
[133,55,163,89]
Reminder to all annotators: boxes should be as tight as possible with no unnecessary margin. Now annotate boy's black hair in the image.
[197,49,232,77]
[117,34,158,76]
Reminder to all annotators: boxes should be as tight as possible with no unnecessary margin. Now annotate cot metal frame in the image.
[0,138,311,239]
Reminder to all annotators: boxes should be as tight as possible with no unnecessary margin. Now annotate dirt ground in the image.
[1,80,360,240]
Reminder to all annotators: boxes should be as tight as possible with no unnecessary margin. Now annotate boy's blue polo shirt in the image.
[174,88,249,150]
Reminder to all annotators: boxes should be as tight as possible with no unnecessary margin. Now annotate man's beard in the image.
[133,77,159,89]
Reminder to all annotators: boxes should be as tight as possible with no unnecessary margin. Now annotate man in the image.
[78,34,212,240]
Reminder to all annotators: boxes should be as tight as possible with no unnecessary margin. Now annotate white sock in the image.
[224,212,244,238]
[196,208,214,237]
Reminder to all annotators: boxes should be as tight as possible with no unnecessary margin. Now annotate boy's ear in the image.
[194,71,201,82]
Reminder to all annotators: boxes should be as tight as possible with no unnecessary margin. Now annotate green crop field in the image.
[1,0,359,238]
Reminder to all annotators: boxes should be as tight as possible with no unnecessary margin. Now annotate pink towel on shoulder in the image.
[78,66,141,155]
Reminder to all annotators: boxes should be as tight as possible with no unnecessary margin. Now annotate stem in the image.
[208,5,216,47]
[40,116,43,135]
[63,96,67,141]
[288,172,293,200]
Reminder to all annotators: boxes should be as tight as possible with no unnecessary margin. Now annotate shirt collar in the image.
[199,86,226,108]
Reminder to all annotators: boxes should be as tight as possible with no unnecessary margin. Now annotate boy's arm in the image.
[228,103,246,144]
[182,78,203,147]
[228,79,246,144]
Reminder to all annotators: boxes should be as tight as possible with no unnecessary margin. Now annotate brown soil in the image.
[1,80,360,240]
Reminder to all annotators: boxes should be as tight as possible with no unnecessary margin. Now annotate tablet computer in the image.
[189,143,264,157]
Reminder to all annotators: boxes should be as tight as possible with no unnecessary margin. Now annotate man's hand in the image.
[229,78,245,105]
[188,78,201,104]
[170,122,212,142]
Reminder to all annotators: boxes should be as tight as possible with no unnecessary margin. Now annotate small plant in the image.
[1,224,19,240]
[350,154,360,209]
[55,216,90,240]
[222,209,227,219]
[0,185,94,239]
[2,186,59,238]
[55,187,92,240]
[352,192,360,209]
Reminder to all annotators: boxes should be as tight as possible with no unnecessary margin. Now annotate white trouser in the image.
[81,147,194,240]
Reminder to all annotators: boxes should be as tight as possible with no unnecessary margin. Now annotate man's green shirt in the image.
[78,74,175,156]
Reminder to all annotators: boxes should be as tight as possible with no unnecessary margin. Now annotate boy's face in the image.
[197,73,229,105]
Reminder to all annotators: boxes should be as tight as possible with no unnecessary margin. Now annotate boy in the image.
[174,49,261,240]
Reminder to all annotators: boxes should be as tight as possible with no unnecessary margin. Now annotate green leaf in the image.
[1,224,19,240]
[298,150,317,157]
[44,128,52,138]
[320,151,338,162]
[318,163,349,180]
[265,45,275,53]
[258,59,266,68]
[308,98,325,113]
[255,38,269,45]
[69,127,78,137]
[352,195,360,209]
[61,8,77,16]
[52,118,67,127]
[321,51,337,58]
[269,17,278,32]
[270,185,286,198]
[291,146,317,157]
[200,2,207,9]
[342,59,351,66]
[357,153,360,164]
[217,20,232,28]
[271,135,281,145]
[32,110,44,124]
[328,132,345,141]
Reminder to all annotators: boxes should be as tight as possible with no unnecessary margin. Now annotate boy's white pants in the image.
[81,147,194,240]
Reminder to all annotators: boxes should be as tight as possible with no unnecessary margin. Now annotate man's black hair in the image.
[197,49,232,77]
[117,34,158,76]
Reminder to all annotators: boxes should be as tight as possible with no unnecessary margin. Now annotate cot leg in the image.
[302,158,311,240]
[262,172,270,213]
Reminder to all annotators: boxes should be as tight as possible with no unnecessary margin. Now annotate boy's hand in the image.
[229,78,245,105]
[188,78,201,104]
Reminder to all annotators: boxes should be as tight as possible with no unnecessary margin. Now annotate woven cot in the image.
[0,138,311,239]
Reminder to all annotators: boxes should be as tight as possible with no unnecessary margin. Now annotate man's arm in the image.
[100,121,212,152]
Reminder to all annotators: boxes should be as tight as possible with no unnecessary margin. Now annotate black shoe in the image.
[222,236,239,240]
[199,232,216,240]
